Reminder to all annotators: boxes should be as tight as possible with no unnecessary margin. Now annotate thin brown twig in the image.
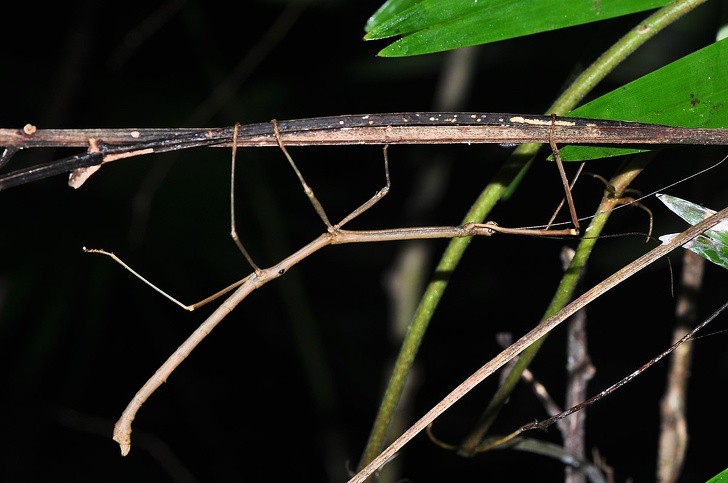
[487,296,728,458]
[348,205,728,483]
[562,247,595,483]
[107,201,728,459]
[2,113,727,191]
[495,332,565,426]
[657,249,705,483]
[3,116,726,149]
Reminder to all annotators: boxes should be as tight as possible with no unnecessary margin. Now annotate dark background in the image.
[1,1,727,481]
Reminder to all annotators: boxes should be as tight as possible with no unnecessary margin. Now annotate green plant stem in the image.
[458,153,653,454]
[356,0,706,471]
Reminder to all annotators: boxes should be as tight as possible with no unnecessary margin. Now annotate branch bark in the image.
[2,113,727,191]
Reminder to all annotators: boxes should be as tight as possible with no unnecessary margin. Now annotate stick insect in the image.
[81,115,591,457]
[36,113,718,470]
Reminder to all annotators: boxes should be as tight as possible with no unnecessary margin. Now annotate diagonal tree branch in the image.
[349,205,728,483]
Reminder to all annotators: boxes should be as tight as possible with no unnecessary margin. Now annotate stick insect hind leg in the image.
[471,114,582,237]
[547,113,580,234]
[545,120,660,243]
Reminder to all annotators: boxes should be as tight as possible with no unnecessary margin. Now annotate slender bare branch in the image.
[3,114,727,149]
[109,203,728,458]
[657,250,705,483]
[2,113,727,191]
[348,205,728,483]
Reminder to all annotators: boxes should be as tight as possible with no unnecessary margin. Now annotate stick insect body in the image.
[33,114,725,466]
[83,116,585,456]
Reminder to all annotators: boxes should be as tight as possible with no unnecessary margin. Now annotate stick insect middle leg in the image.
[270,119,392,232]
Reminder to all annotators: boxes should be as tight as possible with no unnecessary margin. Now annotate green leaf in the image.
[707,467,728,483]
[659,233,728,270]
[365,0,670,57]
[559,38,728,161]
[657,194,728,270]
[365,0,422,33]
[658,194,728,245]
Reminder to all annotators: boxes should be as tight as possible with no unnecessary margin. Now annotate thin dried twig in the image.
[657,249,705,483]
[349,206,728,483]
[562,247,596,483]
[2,112,727,190]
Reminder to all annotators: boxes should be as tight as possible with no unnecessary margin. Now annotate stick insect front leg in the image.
[85,124,263,312]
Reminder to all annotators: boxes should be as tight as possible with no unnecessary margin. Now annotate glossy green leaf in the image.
[707,467,728,483]
[365,0,669,57]
[366,0,422,33]
[657,194,728,270]
[559,38,728,161]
